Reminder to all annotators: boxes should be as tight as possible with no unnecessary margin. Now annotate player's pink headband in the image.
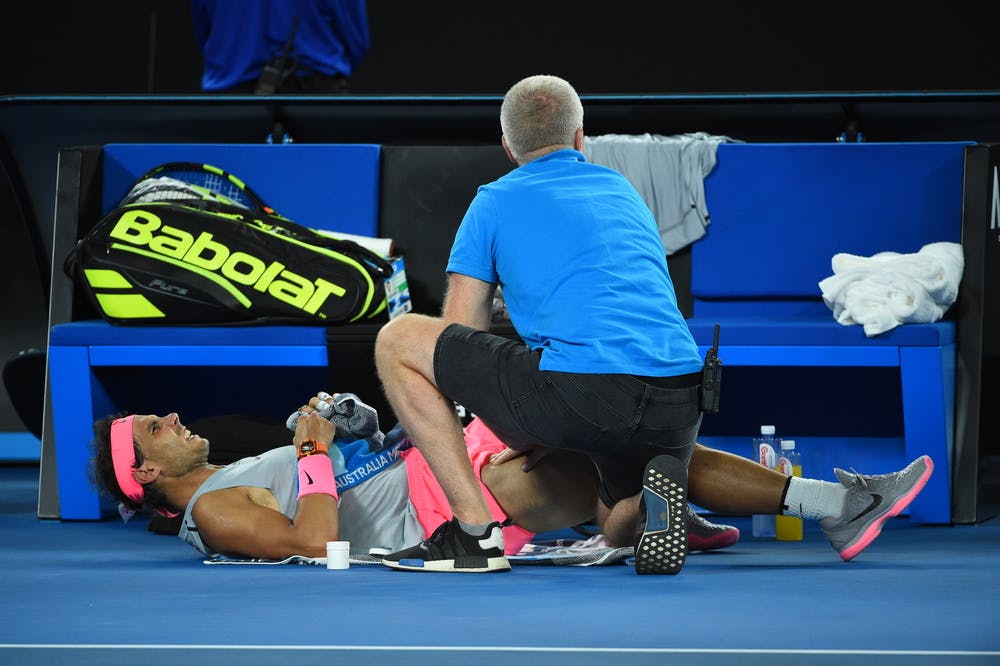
[110,415,178,518]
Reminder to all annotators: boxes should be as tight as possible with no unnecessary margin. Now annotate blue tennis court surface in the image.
[1,465,998,665]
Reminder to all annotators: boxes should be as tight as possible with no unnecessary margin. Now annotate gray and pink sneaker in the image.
[820,455,934,561]
[685,505,740,551]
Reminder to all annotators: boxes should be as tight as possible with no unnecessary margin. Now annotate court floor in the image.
[1,464,998,665]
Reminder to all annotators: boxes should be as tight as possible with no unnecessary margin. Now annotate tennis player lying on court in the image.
[90,391,932,567]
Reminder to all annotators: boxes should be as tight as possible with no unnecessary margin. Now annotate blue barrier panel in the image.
[101,143,381,237]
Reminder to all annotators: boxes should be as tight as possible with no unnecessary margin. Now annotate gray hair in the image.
[500,75,583,161]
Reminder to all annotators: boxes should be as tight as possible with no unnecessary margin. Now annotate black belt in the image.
[634,371,701,389]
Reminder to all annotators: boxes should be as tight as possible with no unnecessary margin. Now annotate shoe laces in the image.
[848,467,870,489]
[419,520,456,553]
[849,466,903,485]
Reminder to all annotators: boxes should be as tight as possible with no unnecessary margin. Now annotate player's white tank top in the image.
[179,445,423,557]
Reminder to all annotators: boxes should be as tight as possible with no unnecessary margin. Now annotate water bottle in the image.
[751,425,777,538]
[775,439,803,541]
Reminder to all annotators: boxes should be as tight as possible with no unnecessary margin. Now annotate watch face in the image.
[301,442,315,454]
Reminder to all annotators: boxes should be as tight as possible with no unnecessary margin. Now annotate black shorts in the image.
[434,324,703,507]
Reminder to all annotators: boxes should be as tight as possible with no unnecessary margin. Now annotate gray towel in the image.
[584,132,733,255]
[286,392,381,443]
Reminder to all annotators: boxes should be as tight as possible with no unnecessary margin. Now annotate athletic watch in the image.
[297,439,329,459]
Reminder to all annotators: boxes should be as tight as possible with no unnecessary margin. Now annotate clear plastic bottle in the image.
[775,439,803,541]
[751,425,777,538]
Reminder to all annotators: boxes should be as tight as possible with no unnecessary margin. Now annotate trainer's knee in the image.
[375,313,412,363]
[374,313,444,367]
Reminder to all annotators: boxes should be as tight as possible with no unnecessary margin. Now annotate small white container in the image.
[325,541,350,570]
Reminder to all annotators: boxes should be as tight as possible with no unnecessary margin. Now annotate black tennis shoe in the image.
[381,518,511,573]
[635,455,688,575]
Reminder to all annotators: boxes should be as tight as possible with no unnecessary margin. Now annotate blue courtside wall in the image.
[101,144,381,237]
[695,142,969,301]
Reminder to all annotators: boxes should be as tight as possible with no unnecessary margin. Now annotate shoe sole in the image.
[635,455,688,575]
[839,455,934,562]
[381,556,511,573]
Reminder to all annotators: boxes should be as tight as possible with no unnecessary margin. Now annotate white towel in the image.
[819,242,964,337]
[511,534,633,567]
[311,229,394,258]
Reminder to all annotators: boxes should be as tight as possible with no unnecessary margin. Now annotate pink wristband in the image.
[297,454,339,501]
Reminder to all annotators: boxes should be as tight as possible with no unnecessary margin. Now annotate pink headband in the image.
[110,415,178,518]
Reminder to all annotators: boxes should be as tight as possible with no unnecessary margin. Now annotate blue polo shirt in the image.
[447,149,702,376]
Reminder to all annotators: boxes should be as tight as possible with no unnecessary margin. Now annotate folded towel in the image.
[819,242,964,336]
[311,229,394,258]
[204,554,383,566]
[510,534,633,566]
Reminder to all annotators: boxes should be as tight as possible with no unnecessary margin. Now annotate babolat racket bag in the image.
[65,162,393,325]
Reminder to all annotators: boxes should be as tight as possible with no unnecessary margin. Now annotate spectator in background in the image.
[190,0,369,94]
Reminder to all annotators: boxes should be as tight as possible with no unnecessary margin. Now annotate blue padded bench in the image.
[686,142,969,524]
[47,144,381,519]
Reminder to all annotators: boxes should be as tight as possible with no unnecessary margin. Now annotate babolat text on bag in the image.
[65,162,393,325]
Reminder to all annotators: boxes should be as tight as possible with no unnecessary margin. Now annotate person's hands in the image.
[292,405,335,452]
[489,445,553,472]
[308,391,341,412]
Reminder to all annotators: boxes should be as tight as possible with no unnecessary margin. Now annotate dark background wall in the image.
[1,0,999,436]
[3,2,1000,96]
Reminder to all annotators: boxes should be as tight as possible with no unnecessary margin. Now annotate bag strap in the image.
[122,164,391,276]
[180,199,395,279]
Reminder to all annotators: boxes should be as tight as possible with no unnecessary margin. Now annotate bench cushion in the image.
[686,316,955,347]
[49,320,329,346]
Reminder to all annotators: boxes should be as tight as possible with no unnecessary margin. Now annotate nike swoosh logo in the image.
[846,493,883,524]
[303,470,314,485]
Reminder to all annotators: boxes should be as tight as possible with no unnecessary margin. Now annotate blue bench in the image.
[47,144,381,519]
[686,142,968,524]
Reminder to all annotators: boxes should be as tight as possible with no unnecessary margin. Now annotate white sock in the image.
[781,476,848,521]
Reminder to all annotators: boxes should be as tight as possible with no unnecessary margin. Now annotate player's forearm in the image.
[288,453,342,557]
[288,493,341,557]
